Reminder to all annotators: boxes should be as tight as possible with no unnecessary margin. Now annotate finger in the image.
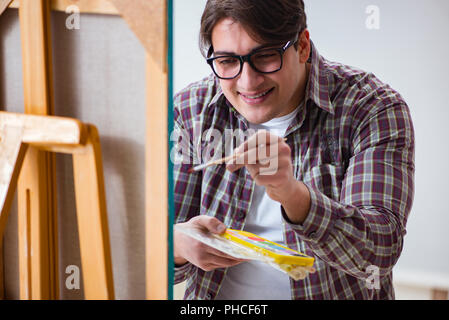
[246,156,292,185]
[245,164,260,180]
[209,254,246,266]
[246,164,278,184]
[247,130,282,149]
[207,259,245,270]
[198,237,248,261]
[196,247,246,271]
[229,130,281,164]
[191,215,227,234]
[204,245,246,261]
[227,130,282,172]
[238,130,283,154]
[206,257,247,269]
[226,145,282,172]
[237,143,280,163]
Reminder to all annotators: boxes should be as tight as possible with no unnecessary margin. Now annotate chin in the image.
[230,96,277,124]
[241,109,274,124]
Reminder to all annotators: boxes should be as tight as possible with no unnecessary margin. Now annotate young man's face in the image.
[211,18,310,124]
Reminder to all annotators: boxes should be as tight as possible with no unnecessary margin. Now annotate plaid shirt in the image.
[173,41,415,300]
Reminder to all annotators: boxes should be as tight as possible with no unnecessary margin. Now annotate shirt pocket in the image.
[302,163,346,201]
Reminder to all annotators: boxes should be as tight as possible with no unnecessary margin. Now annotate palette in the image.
[223,229,314,266]
[175,224,316,280]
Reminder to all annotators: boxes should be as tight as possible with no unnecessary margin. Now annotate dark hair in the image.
[200,0,307,57]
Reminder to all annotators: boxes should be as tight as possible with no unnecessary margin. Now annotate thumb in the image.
[192,216,227,234]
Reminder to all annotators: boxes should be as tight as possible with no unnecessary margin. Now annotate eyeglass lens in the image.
[212,49,282,79]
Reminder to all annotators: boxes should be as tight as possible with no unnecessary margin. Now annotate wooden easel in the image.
[0,112,114,299]
[2,0,171,299]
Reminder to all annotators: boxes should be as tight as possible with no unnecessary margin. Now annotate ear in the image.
[298,29,311,64]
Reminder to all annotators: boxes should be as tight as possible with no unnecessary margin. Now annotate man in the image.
[173,0,414,300]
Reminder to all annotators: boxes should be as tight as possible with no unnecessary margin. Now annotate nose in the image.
[237,61,264,91]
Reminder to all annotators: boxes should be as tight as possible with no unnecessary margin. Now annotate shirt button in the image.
[206,293,212,300]
[308,231,317,239]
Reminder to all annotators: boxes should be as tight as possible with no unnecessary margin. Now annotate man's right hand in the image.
[174,216,246,271]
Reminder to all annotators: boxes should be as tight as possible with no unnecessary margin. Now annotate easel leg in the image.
[145,50,169,299]
[18,0,59,300]
[0,239,4,300]
[18,148,57,299]
[72,125,114,300]
[0,125,28,298]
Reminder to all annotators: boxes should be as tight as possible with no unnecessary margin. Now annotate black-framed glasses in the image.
[206,39,297,80]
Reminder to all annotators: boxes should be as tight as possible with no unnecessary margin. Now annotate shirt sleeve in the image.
[282,100,415,280]
[174,261,196,284]
[172,95,203,284]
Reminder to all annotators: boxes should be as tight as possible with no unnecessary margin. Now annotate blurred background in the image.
[173,0,449,300]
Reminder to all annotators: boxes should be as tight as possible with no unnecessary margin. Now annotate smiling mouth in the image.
[239,88,274,99]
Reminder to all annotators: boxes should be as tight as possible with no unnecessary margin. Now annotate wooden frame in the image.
[1,0,171,299]
[8,0,118,15]
[17,0,58,300]
[0,112,115,299]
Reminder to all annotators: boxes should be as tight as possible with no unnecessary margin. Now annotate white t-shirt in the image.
[216,106,300,300]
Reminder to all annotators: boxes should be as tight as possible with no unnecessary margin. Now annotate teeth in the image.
[243,89,271,99]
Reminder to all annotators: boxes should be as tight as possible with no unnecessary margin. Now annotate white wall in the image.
[173,0,209,93]
[173,0,449,292]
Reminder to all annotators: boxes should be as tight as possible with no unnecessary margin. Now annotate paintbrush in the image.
[187,138,288,173]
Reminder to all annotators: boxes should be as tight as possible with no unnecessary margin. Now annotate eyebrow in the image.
[213,43,280,56]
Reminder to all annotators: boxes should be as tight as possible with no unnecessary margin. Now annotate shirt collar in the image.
[305,40,334,115]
